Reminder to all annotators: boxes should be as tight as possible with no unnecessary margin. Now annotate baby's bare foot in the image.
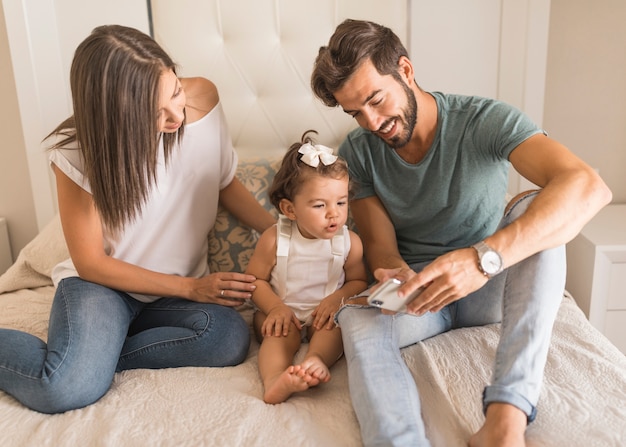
[295,355,331,383]
[263,366,320,404]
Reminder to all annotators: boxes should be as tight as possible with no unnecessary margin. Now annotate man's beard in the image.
[385,82,418,149]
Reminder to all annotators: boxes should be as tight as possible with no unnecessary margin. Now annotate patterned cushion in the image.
[208,158,281,274]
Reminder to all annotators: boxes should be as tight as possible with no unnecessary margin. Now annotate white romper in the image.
[269,215,351,325]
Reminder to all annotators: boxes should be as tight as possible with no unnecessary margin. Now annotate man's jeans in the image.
[0,277,250,413]
[336,191,566,446]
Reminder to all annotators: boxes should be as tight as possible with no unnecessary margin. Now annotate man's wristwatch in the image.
[472,241,503,278]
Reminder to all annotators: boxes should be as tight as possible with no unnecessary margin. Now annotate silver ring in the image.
[220,289,224,297]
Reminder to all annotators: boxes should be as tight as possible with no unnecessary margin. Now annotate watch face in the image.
[481,250,502,274]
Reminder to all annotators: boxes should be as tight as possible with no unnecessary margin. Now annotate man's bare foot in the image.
[263,366,320,404]
[469,403,527,447]
[293,355,332,383]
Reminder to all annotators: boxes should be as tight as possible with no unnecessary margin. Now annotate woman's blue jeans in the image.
[0,277,250,413]
[336,191,566,446]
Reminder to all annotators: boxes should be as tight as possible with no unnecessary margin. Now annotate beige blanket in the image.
[1,218,625,446]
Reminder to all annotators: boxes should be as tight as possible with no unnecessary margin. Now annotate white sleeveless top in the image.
[270,215,350,323]
[49,103,238,303]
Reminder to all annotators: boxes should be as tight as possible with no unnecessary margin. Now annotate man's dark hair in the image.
[311,19,409,107]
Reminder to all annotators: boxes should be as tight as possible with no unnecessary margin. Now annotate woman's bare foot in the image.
[469,403,527,447]
[263,366,320,404]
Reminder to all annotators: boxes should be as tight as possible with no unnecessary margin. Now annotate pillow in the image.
[208,157,280,274]
[0,215,68,294]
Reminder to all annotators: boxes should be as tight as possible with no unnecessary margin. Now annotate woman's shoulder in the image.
[181,77,220,123]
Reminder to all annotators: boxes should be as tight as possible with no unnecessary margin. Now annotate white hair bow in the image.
[298,143,338,167]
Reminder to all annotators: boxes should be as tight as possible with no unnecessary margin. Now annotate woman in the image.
[0,25,274,414]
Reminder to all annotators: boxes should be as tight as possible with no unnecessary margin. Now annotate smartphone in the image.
[367,278,421,313]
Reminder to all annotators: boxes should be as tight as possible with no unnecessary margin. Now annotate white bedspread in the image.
[1,217,625,446]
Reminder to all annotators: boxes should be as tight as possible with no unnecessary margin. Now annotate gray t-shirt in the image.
[338,92,543,264]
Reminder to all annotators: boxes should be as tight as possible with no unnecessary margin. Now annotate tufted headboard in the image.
[149,0,409,159]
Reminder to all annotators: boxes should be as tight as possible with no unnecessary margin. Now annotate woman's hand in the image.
[190,272,258,305]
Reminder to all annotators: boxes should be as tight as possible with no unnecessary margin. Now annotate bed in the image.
[1,156,625,447]
[2,1,626,446]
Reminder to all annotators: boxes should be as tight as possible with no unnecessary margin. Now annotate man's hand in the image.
[380,248,489,315]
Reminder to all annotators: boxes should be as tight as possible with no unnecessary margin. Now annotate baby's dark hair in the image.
[269,130,350,211]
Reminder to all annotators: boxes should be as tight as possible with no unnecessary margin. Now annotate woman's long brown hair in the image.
[47,25,184,232]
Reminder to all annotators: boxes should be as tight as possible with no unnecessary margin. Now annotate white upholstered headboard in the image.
[150,0,409,158]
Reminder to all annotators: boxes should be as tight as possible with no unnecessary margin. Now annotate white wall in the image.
[410,0,502,98]
[543,0,626,203]
[0,3,37,266]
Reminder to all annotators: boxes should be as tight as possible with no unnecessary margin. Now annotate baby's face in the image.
[287,174,349,240]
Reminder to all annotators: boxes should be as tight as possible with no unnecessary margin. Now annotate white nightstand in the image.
[565,204,626,354]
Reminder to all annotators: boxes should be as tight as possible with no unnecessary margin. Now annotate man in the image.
[311,19,611,447]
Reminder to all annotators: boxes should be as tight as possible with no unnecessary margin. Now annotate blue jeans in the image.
[0,277,250,413]
[336,192,565,446]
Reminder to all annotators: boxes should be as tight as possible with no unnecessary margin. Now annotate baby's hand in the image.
[262,305,301,337]
[311,297,341,330]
